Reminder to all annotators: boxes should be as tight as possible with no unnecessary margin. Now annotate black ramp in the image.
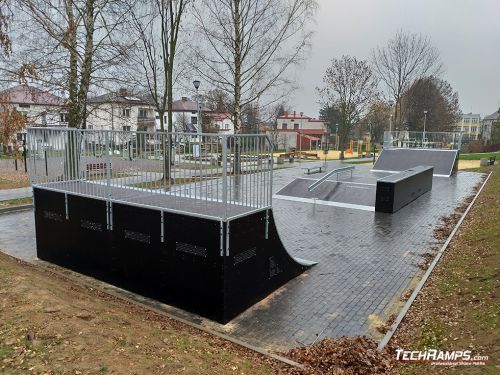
[373,148,459,176]
[33,187,315,323]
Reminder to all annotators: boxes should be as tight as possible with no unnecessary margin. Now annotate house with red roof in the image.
[270,111,329,150]
[0,84,68,127]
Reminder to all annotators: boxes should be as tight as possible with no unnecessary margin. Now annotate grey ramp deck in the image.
[276,178,376,207]
[373,148,458,176]
[37,181,255,219]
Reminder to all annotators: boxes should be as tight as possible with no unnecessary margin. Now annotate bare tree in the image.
[192,0,316,133]
[0,0,12,56]
[11,0,133,128]
[317,55,378,159]
[371,30,443,129]
[128,0,190,133]
[363,100,391,144]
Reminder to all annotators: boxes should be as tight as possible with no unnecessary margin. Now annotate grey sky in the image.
[290,0,500,118]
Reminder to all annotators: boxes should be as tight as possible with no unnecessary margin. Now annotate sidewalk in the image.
[0,186,33,201]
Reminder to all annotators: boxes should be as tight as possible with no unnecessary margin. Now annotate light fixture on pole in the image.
[423,110,428,144]
[335,123,339,151]
[193,80,201,135]
[388,99,394,132]
[299,111,303,157]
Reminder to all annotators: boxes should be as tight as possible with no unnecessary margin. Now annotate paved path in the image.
[0,163,485,351]
[0,187,33,201]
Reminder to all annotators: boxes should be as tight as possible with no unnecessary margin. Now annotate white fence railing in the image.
[383,131,462,150]
[27,128,274,220]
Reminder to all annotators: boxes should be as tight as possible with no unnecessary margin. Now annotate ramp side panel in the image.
[373,148,459,176]
[34,188,312,324]
[224,210,311,322]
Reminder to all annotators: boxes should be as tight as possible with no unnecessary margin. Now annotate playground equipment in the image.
[27,128,315,323]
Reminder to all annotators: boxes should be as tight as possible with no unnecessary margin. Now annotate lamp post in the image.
[335,123,338,150]
[193,80,201,135]
[388,99,394,133]
[299,111,303,158]
[423,110,428,145]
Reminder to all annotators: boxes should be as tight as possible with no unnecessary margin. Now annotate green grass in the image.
[459,152,499,160]
[0,197,33,208]
[397,163,499,374]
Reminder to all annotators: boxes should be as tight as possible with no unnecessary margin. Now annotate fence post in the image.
[105,130,111,200]
[222,135,228,221]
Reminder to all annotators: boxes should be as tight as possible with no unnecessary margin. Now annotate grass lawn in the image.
[392,162,499,374]
[0,252,280,374]
[0,197,33,208]
[459,152,499,160]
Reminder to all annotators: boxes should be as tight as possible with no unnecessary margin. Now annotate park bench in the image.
[303,165,324,175]
[86,162,109,178]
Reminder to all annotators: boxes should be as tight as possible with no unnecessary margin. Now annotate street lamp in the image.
[299,111,303,157]
[423,110,428,145]
[388,99,394,133]
[193,80,201,135]
[335,123,339,150]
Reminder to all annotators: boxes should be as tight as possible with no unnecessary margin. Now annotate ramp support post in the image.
[219,220,224,256]
[160,211,165,243]
[265,209,269,240]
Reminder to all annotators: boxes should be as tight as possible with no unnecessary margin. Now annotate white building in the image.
[455,113,481,141]
[0,84,68,127]
[270,112,329,150]
[87,88,156,132]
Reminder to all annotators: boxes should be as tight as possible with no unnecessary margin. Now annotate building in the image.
[163,96,208,132]
[271,112,329,150]
[456,113,481,141]
[207,112,235,134]
[0,84,68,127]
[86,88,156,132]
[481,109,499,145]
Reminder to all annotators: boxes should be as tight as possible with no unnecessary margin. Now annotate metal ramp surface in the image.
[373,148,459,177]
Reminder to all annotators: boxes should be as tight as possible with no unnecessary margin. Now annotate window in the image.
[122,108,131,117]
[138,108,148,118]
[87,125,93,130]
[225,123,229,130]
[294,123,299,130]
[282,123,288,130]
[192,116,198,125]
[16,133,24,141]
[122,126,131,131]
[18,103,30,108]
[472,118,478,123]
[463,118,469,123]
[60,113,69,123]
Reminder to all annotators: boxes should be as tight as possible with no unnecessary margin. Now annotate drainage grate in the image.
[234,247,257,266]
[43,210,63,222]
[176,242,208,258]
[81,219,103,232]
[124,230,151,244]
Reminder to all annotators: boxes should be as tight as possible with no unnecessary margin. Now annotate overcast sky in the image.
[290,0,500,118]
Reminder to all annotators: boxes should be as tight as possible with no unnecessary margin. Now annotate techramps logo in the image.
[395,349,492,366]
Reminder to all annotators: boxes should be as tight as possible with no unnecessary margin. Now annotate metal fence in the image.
[383,131,462,150]
[26,127,274,221]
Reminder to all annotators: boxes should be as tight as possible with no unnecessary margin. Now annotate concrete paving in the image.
[0,161,485,351]
[0,187,33,201]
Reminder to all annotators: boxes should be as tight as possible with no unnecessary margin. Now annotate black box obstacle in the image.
[375,165,433,213]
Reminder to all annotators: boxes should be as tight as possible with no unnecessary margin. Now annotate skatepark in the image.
[0,128,486,350]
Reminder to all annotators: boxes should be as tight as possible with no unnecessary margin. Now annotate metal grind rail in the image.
[308,166,355,192]
[26,127,274,221]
